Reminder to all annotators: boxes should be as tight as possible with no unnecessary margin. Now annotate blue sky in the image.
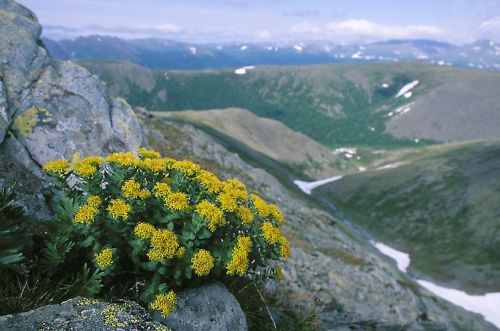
[19,0,500,43]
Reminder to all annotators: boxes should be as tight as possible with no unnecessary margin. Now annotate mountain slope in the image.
[81,60,500,147]
[44,36,500,71]
[155,108,357,178]
[313,140,500,293]
[138,110,498,330]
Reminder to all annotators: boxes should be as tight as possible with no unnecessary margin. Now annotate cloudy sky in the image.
[19,0,500,44]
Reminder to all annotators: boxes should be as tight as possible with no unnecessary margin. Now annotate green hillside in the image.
[313,140,500,293]
[81,61,500,148]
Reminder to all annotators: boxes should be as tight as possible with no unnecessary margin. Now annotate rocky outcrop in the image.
[163,283,247,331]
[0,0,146,219]
[0,284,247,331]
[0,297,165,330]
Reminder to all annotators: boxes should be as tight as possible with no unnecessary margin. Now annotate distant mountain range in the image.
[43,36,500,71]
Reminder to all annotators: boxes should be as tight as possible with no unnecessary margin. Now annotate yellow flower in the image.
[137,189,151,199]
[121,179,141,198]
[191,249,215,276]
[261,222,281,244]
[226,236,252,276]
[279,235,291,260]
[251,194,271,218]
[87,195,101,208]
[268,204,284,225]
[107,199,131,220]
[165,192,189,211]
[134,222,156,240]
[74,195,101,224]
[195,170,221,194]
[236,206,253,225]
[73,162,97,177]
[140,158,168,172]
[153,182,172,199]
[43,159,70,175]
[150,291,176,317]
[106,152,139,167]
[196,200,225,232]
[138,147,161,159]
[74,204,98,225]
[217,192,238,212]
[147,229,179,261]
[222,179,248,201]
[173,160,200,176]
[95,247,113,269]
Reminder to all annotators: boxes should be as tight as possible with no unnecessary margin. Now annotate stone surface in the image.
[0,0,146,219]
[0,297,167,331]
[162,283,248,331]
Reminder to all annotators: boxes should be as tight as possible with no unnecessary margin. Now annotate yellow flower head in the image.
[134,222,156,240]
[261,222,281,244]
[43,159,70,175]
[106,152,139,167]
[268,204,284,225]
[196,200,225,232]
[74,204,98,225]
[121,179,141,198]
[148,229,179,261]
[150,291,176,317]
[226,236,252,276]
[140,158,168,173]
[236,206,254,225]
[165,192,189,211]
[95,247,113,269]
[217,192,238,212]
[173,160,200,176]
[279,235,291,260]
[195,170,222,194]
[138,147,161,159]
[222,179,248,201]
[107,199,131,220]
[87,195,101,208]
[191,249,215,276]
[73,162,97,177]
[154,182,172,199]
[251,194,271,218]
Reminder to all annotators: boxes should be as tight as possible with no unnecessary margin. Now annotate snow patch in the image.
[372,242,500,329]
[372,242,410,272]
[404,91,412,98]
[381,83,389,88]
[240,45,248,51]
[234,65,256,75]
[188,46,197,55]
[396,80,419,98]
[377,162,405,170]
[294,176,343,195]
[351,51,363,59]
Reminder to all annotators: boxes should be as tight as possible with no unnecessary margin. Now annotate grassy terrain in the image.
[81,60,500,148]
[154,108,358,178]
[313,140,500,293]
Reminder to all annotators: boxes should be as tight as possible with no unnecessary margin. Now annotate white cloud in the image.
[290,19,447,42]
[477,16,500,40]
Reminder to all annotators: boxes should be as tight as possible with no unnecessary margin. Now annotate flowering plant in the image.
[42,148,289,317]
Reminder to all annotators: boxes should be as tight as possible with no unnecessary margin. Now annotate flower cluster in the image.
[43,148,289,318]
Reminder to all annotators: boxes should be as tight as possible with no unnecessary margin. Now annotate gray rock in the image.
[0,297,167,331]
[162,283,248,331]
[0,0,146,219]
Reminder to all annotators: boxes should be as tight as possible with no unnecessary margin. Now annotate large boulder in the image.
[162,283,247,331]
[0,0,146,219]
[0,284,248,331]
[0,297,167,330]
